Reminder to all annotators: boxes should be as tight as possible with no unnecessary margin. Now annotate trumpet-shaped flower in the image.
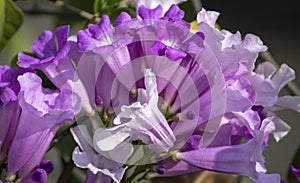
[7,72,78,181]
[13,2,299,183]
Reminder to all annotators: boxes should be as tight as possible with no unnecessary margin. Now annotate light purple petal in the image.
[94,70,175,154]
[250,64,295,107]
[88,15,112,39]
[77,30,95,52]
[197,8,220,27]
[249,73,278,107]
[1,87,17,104]
[7,73,75,177]
[8,125,55,178]
[71,125,127,183]
[165,47,187,61]
[138,5,163,19]
[161,160,203,177]
[175,132,264,180]
[270,96,300,112]
[164,4,184,20]
[241,34,268,53]
[55,25,70,50]
[114,12,132,27]
[17,52,41,68]
[267,113,290,142]
[150,41,167,56]
[18,26,73,89]
[0,101,20,156]
[226,78,255,112]
[271,64,295,93]
[255,62,276,78]
[31,30,57,59]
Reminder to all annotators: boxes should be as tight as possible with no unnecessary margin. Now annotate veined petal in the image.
[18,26,74,89]
[267,113,290,142]
[114,12,132,27]
[7,73,76,178]
[0,101,21,156]
[71,125,127,183]
[175,131,265,180]
[138,5,163,19]
[241,34,267,53]
[271,64,295,93]
[270,96,300,112]
[197,8,220,28]
[255,62,276,79]
[95,69,175,154]
[31,30,57,59]
[159,160,202,177]
[164,5,184,20]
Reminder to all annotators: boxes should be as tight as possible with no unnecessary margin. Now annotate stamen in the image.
[95,96,103,106]
[39,160,54,175]
[4,171,16,182]
[31,168,47,183]
[130,88,138,98]
[156,166,166,175]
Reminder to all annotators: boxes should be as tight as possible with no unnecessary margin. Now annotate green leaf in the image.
[0,0,24,52]
[93,0,105,13]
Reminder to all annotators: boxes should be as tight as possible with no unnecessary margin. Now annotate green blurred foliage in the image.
[0,0,23,52]
[93,0,135,22]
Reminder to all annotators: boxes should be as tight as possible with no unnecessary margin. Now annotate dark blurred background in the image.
[0,0,299,182]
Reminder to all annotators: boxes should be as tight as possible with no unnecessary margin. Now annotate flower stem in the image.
[57,159,75,183]
[124,165,148,183]
[260,51,300,96]
[48,0,101,23]
[47,122,77,152]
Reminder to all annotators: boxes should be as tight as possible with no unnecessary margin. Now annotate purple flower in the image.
[93,69,176,155]
[17,25,75,90]
[26,3,299,183]
[0,66,28,162]
[173,131,274,181]
[6,72,78,181]
[1,65,72,182]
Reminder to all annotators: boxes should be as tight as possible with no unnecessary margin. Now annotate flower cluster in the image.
[0,1,300,183]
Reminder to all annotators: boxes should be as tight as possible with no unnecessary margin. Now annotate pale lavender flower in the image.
[71,125,127,183]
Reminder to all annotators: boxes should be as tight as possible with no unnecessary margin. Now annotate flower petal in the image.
[175,131,264,180]
[270,96,300,112]
[138,5,162,19]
